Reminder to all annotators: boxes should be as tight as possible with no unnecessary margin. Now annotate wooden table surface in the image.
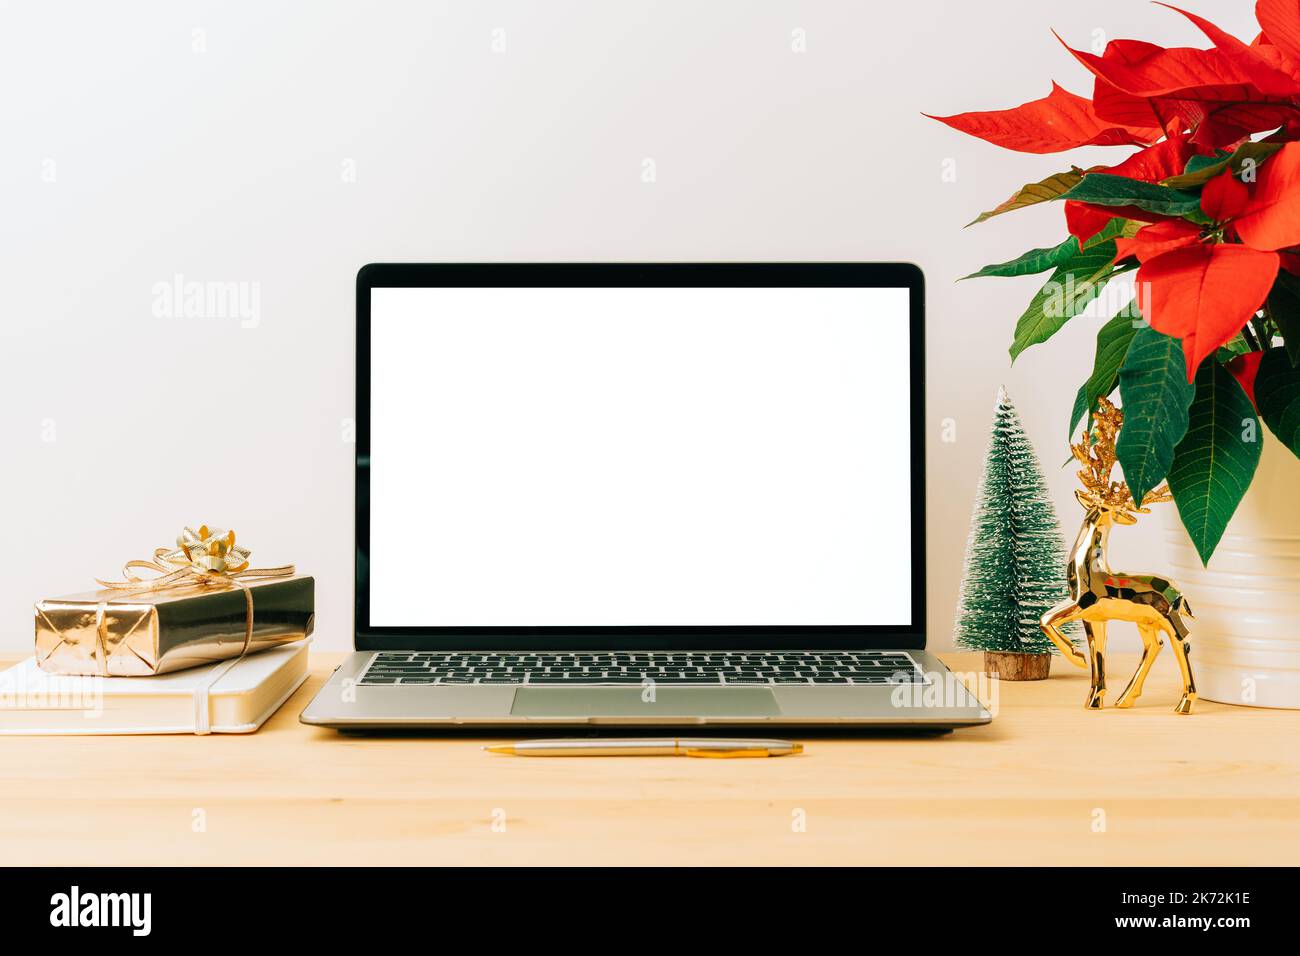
[3,651,1298,866]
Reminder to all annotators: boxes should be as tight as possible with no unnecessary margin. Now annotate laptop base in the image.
[300,649,992,731]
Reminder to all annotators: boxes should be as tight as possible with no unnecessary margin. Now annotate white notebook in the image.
[0,640,309,735]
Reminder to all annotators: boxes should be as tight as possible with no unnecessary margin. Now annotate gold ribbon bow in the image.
[94,525,295,669]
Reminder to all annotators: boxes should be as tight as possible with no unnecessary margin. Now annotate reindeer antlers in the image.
[1073,397,1170,513]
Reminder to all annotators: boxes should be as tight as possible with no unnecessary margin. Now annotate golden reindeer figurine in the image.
[1040,399,1197,714]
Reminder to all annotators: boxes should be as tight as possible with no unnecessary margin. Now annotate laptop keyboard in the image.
[358,650,925,686]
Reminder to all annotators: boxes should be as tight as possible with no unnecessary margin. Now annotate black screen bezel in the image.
[355,263,925,651]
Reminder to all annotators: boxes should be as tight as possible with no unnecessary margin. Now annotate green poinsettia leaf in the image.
[1084,217,1141,249]
[1060,173,1205,219]
[963,236,1080,280]
[1167,361,1262,565]
[1163,141,1283,190]
[1216,334,1253,361]
[1008,242,1117,362]
[1255,346,1300,459]
[1267,270,1300,367]
[1069,300,1139,437]
[1179,151,1232,178]
[1116,326,1196,505]
[966,168,1084,227]
[965,220,1131,280]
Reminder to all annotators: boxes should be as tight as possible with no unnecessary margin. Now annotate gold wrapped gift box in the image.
[34,575,314,677]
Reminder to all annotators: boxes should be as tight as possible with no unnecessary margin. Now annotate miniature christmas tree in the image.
[954,386,1075,679]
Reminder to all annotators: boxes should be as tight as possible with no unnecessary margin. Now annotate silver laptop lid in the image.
[355,264,924,651]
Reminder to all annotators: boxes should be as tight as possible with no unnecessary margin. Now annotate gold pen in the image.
[484,737,803,758]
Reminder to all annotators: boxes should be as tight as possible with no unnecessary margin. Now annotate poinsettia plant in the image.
[933,1,1300,565]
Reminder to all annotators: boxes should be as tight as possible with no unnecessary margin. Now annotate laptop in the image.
[300,263,991,731]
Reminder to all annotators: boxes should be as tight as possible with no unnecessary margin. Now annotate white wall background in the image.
[0,0,1254,653]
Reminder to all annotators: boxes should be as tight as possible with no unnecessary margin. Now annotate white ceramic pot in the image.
[1162,430,1300,709]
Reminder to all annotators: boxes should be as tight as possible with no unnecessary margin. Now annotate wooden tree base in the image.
[983,651,1051,681]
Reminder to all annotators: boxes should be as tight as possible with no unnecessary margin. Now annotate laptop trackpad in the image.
[510,687,781,717]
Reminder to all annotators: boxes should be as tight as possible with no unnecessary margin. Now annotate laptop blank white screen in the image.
[368,286,912,627]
